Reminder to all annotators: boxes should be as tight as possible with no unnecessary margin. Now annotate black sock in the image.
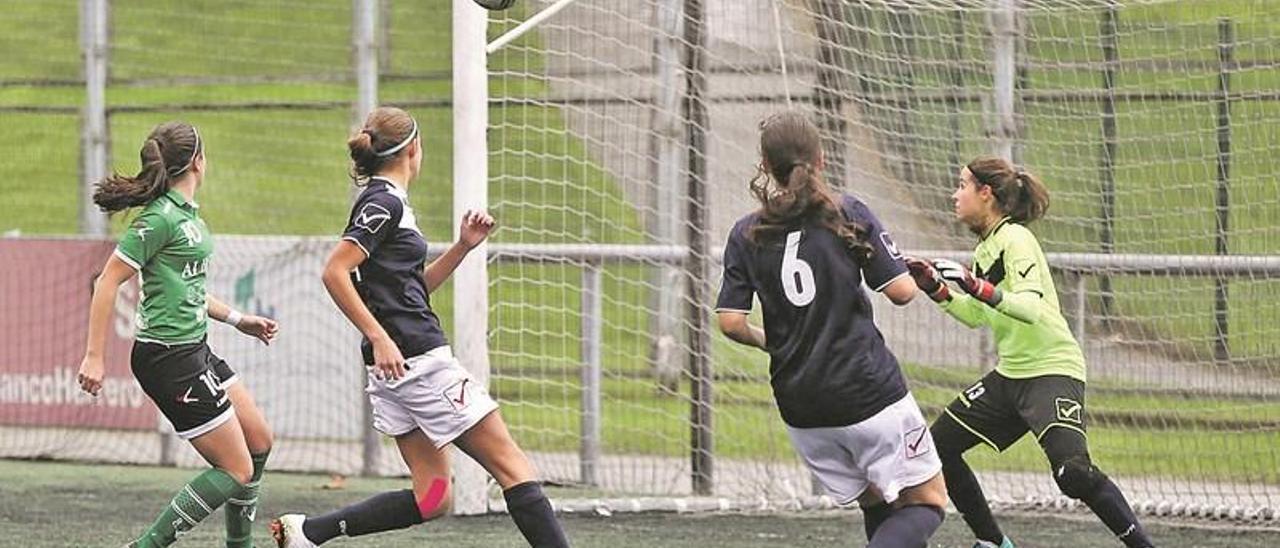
[943,454,1006,544]
[1083,478,1154,548]
[1039,428,1153,548]
[503,481,569,548]
[867,505,944,548]
[302,489,424,544]
[862,502,893,541]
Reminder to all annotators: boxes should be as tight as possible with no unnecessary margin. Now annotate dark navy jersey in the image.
[341,178,448,364]
[715,194,910,428]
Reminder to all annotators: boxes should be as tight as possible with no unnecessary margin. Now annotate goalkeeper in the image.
[907,157,1154,548]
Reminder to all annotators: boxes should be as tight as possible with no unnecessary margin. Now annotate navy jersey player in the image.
[271,107,569,548]
[716,112,946,548]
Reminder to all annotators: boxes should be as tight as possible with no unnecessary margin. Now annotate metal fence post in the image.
[79,0,109,237]
[682,0,713,496]
[648,0,684,393]
[990,0,1019,161]
[1214,18,1233,364]
[353,0,381,478]
[580,264,603,486]
[1074,273,1088,352]
[1099,1,1118,327]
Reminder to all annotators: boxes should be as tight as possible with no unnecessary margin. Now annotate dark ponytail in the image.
[966,156,1050,224]
[349,107,418,183]
[748,111,872,263]
[92,122,201,213]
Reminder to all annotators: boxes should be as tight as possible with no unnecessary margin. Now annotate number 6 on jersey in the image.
[782,230,816,306]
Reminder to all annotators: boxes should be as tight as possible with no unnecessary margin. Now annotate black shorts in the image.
[132,340,237,440]
[942,370,1086,452]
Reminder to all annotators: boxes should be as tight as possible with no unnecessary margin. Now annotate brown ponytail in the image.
[349,107,418,183]
[93,122,201,213]
[966,156,1050,224]
[748,111,872,263]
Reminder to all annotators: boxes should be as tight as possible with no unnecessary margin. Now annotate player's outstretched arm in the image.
[932,258,1039,324]
[880,274,918,306]
[207,294,278,345]
[905,256,987,329]
[424,209,495,293]
[78,254,137,396]
[717,311,766,350]
[931,257,1039,322]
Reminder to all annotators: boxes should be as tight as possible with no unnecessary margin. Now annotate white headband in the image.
[170,126,201,177]
[375,119,419,157]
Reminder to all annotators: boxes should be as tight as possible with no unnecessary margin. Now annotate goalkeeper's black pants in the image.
[932,412,1154,547]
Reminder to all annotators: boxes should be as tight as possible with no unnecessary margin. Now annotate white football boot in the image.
[270,514,318,548]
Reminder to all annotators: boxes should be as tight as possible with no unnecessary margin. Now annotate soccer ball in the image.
[474,0,517,10]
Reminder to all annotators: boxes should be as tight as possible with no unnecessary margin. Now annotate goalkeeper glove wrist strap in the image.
[971,280,1002,307]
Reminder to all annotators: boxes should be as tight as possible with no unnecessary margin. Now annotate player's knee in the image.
[248,427,274,455]
[260,426,275,450]
[1052,455,1106,500]
[220,462,254,485]
[896,474,948,509]
[415,477,452,521]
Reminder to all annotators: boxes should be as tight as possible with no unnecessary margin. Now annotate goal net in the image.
[481,0,1280,520]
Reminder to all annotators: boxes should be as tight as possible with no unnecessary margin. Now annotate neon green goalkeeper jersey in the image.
[939,217,1087,382]
[113,189,213,344]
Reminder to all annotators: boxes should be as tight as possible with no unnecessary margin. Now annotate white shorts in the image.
[787,392,942,505]
[366,345,499,447]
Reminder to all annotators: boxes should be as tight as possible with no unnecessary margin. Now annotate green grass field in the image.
[2,459,1276,547]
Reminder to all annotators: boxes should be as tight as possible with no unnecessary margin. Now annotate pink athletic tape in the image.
[416,478,449,518]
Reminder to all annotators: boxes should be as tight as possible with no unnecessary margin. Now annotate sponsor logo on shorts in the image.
[904,425,931,459]
[1055,397,1083,424]
[444,378,472,412]
[177,386,198,404]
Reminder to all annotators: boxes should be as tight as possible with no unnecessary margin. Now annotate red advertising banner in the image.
[0,239,156,429]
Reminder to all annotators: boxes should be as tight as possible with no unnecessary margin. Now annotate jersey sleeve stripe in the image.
[714,307,753,314]
[113,248,143,271]
[870,271,909,293]
[341,235,371,258]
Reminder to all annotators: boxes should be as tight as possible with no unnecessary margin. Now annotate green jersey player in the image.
[908,157,1154,548]
[77,122,278,548]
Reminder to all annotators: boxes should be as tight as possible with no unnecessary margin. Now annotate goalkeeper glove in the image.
[932,258,1003,307]
[906,257,951,303]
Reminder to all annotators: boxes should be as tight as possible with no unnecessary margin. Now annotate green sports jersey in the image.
[939,217,1086,382]
[114,189,213,344]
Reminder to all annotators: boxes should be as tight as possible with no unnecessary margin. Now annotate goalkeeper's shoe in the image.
[973,537,1016,548]
[271,514,317,548]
